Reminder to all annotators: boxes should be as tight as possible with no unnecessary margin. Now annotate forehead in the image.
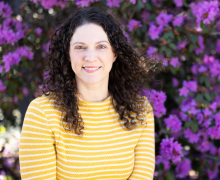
[71,23,109,42]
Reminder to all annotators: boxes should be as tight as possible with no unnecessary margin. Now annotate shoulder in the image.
[136,94,152,111]
[28,93,57,110]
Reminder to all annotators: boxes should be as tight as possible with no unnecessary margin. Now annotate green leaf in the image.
[189,44,194,53]
[200,21,208,33]
[159,46,167,54]
[18,92,23,100]
[184,121,191,128]
[145,3,152,11]
[190,120,198,133]
[165,48,172,58]
[158,162,164,170]
[177,96,185,105]
[141,24,147,33]
[28,33,35,43]
[148,14,156,22]
[136,42,142,47]
[177,36,182,43]
[199,76,205,84]
[169,43,177,50]
[180,68,185,77]
[163,31,174,42]
[164,172,175,180]
[190,33,197,44]
[183,2,188,7]
[204,92,212,102]
[195,93,204,103]
[121,2,127,11]
[170,66,177,74]
[204,77,210,88]
[137,0,144,10]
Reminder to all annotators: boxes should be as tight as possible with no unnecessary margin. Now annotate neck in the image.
[76,80,110,102]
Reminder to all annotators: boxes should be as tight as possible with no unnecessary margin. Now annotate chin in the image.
[84,79,102,85]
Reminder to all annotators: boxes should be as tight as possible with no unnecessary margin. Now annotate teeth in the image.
[84,67,99,70]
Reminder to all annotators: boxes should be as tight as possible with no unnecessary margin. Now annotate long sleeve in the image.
[128,102,155,180]
[19,99,56,180]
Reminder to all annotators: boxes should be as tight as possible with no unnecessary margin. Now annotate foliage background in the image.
[0,0,220,179]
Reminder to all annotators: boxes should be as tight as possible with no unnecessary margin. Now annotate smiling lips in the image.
[83,66,101,73]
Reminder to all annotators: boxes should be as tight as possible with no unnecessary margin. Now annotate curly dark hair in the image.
[43,7,163,137]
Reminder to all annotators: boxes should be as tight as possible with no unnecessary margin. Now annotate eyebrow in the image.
[72,40,110,45]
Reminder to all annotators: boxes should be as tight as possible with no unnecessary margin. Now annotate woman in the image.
[19,7,158,180]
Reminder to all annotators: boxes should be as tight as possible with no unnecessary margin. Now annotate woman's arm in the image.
[19,99,56,180]
[128,102,155,180]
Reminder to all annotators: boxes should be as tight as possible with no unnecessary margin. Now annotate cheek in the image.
[70,54,82,70]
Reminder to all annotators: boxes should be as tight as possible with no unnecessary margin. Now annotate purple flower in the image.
[183,80,198,92]
[156,12,173,27]
[190,1,219,26]
[123,30,130,42]
[43,42,50,53]
[184,129,200,143]
[194,35,205,55]
[0,2,13,18]
[173,15,184,27]
[209,101,217,112]
[179,111,187,121]
[148,22,163,40]
[35,27,42,35]
[203,55,215,65]
[147,46,157,56]
[206,167,219,180]
[209,143,217,155]
[141,10,150,22]
[129,0,136,4]
[180,96,197,112]
[177,40,189,50]
[178,86,189,97]
[16,46,34,60]
[174,0,183,7]
[208,126,220,140]
[127,19,142,32]
[143,89,167,118]
[106,0,120,8]
[198,65,208,73]
[170,57,181,67]
[214,113,220,126]
[164,114,182,133]
[0,65,3,73]
[13,95,18,103]
[202,117,212,128]
[203,107,212,117]
[156,156,171,170]
[22,87,29,96]
[0,80,6,92]
[151,0,162,7]
[3,52,20,72]
[160,137,183,163]
[175,158,191,178]
[216,39,220,55]
[172,77,179,87]
[197,140,211,152]
[197,113,204,124]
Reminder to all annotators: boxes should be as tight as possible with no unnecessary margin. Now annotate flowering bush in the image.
[0,0,220,179]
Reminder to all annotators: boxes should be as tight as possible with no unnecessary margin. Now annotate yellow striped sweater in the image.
[19,94,155,180]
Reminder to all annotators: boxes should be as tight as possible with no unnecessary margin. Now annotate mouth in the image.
[82,66,101,73]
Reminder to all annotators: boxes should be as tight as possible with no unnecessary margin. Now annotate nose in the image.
[84,48,97,62]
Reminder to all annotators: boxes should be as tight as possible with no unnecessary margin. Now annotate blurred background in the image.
[0,0,220,179]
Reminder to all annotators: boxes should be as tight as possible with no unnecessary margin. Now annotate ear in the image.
[113,54,117,62]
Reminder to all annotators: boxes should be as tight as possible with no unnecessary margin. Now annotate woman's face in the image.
[69,23,117,88]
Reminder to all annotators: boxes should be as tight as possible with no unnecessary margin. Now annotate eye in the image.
[75,46,85,49]
[98,45,106,49]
